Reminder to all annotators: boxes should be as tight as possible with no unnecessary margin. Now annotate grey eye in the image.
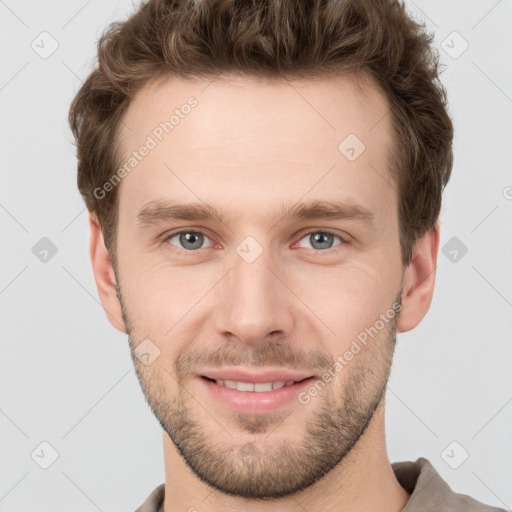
[168,231,212,251]
[297,232,343,251]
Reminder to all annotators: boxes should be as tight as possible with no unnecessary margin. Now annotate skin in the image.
[89,73,439,512]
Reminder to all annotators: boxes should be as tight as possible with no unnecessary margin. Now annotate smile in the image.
[199,376,316,413]
[203,377,304,392]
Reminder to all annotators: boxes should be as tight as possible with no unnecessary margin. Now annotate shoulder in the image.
[392,457,507,512]
[134,483,165,512]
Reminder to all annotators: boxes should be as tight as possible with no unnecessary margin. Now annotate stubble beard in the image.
[117,279,401,499]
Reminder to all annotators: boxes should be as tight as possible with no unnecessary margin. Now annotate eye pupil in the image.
[310,232,334,250]
[180,231,203,250]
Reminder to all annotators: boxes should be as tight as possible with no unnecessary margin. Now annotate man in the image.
[68,0,505,510]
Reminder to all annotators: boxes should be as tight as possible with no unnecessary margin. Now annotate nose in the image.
[212,244,296,346]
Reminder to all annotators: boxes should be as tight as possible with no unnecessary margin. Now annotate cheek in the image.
[295,261,398,344]
[118,257,218,336]
[122,259,393,318]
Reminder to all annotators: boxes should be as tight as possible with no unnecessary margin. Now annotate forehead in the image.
[116,73,396,224]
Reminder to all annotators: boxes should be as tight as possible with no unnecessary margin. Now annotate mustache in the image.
[173,340,333,379]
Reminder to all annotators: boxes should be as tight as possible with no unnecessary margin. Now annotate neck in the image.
[160,399,410,512]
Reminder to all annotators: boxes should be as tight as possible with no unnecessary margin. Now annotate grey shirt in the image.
[135,457,507,511]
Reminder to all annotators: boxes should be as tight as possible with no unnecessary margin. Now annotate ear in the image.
[89,213,127,333]
[397,220,440,333]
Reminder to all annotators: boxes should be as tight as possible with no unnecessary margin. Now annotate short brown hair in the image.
[68,0,453,268]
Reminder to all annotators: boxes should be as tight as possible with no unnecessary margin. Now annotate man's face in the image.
[113,74,404,498]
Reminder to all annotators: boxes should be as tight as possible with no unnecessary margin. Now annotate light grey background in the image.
[1,0,511,510]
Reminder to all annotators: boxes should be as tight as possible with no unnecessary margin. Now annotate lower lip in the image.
[198,376,316,413]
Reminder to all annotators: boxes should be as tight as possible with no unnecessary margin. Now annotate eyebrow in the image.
[136,199,375,230]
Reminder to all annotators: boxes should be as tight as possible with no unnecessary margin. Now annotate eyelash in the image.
[163,228,348,255]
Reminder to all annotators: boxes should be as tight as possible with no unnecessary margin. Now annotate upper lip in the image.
[198,368,315,384]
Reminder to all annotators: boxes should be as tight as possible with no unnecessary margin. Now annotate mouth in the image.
[197,369,315,414]
[200,375,311,392]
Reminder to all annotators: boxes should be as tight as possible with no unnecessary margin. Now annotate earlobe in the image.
[397,221,440,333]
[88,213,127,333]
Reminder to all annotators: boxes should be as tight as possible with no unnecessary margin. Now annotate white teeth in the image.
[254,382,273,392]
[224,380,237,389]
[237,381,255,392]
[213,379,296,392]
